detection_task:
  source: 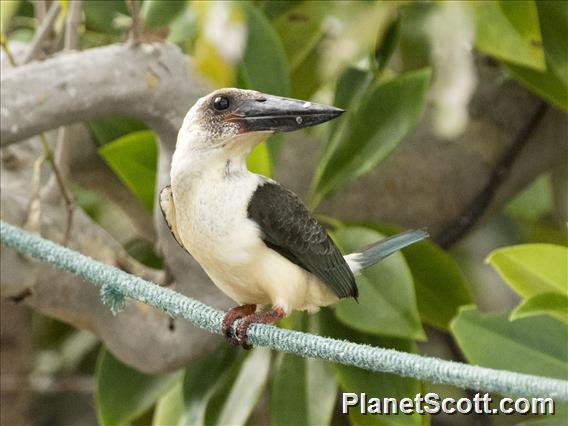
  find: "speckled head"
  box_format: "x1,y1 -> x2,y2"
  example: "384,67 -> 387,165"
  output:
179,88 -> 344,151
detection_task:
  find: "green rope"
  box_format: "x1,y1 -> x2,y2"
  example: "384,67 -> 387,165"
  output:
1,220 -> 567,401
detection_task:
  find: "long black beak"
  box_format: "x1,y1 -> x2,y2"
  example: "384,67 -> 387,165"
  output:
227,94 -> 344,133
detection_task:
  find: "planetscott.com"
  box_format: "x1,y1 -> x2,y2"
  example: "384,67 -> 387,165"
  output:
342,392 -> 555,416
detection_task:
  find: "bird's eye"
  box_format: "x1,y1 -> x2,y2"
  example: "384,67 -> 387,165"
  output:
213,96 -> 230,111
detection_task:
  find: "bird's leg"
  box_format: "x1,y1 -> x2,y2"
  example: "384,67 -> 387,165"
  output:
221,304 -> 257,340
235,306 -> 286,349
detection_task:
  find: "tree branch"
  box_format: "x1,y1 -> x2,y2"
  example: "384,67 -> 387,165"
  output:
3,38 -> 75,244
33,0 -> 47,24
64,0 -> 82,51
306,60 -> 567,242
21,1 -> 60,64
1,42 -> 230,372
126,0 -> 141,46
1,139 -> 223,373
0,40 -> 216,293
435,102 -> 548,248
1,43 -> 209,148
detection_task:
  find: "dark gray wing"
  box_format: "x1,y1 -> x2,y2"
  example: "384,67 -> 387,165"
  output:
247,181 -> 357,299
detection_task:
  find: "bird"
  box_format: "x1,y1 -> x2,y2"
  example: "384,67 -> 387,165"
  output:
160,88 -> 428,348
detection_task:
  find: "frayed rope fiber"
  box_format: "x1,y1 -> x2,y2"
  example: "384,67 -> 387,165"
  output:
1,220 -> 567,401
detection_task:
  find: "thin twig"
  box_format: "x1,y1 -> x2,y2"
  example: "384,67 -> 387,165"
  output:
23,155 -> 46,233
39,134 -> 75,244
56,0 -> 83,241
44,1 -> 83,240
64,0 -> 82,50
125,0 -> 141,46
3,28 -> 76,244
0,34 -> 17,66
22,1 -> 61,64
435,102 -> 548,249
33,0 -> 47,24
46,0 -> 81,186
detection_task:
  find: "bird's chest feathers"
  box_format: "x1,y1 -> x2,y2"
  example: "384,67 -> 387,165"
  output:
172,164 -> 261,265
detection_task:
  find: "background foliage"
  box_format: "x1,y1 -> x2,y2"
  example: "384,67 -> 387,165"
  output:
1,1 -> 566,425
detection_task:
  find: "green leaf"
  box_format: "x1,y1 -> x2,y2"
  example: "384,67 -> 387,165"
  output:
152,380 -> 184,426
141,0 -> 186,29
83,0 -> 128,35
318,309 -> 424,425
504,1 -> 568,111
374,15 -> 401,72
506,60 -> 568,112
213,347 -> 271,425
326,67 -> 373,142
96,349 -> 181,426
88,116 -> 147,146
511,292 -> 568,324
272,1 -> 327,71
181,345 -> 271,426
6,28 -> 33,43
450,306 -> 568,380
167,7 -> 198,46
536,1 -> 568,83
312,68 -> 430,203
238,3 -> 289,167
356,222 -> 472,330
398,2 -> 433,72
512,217 -> 568,247
333,226 -> 425,340
73,186 -> 103,221
238,4 -> 289,97
124,238 -> 162,269
270,315 -> 337,426
290,42 -> 322,100
333,68 -> 374,111
181,345 -> 241,425
486,244 -> 568,298
518,403 -> 568,425
259,0 -> 298,20
0,0 -> 20,34
506,173 -> 552,221
98,130 -> 158,211
246,137 -> 273,178
475,1 -> 545,70
271,354 -> 337,426
402,240 -> 472,330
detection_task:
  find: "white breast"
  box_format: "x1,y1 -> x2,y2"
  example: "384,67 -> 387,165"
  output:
171,155 -> 271,298
170,147 -> 338,312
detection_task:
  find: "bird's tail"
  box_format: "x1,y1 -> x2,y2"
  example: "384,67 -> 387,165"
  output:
345,229 -> 429,274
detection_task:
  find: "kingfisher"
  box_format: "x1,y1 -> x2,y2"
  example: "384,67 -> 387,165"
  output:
160,88 -> 427,348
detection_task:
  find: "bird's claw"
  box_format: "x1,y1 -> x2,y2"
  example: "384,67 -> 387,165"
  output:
221,304 -> 256,349
235,321 -> 253,349
225,324 -> 252,350
229,335 -> 253,350
222,305 -> 286,350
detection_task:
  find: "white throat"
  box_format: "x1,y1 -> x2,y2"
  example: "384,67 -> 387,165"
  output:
171,129 -> 271,183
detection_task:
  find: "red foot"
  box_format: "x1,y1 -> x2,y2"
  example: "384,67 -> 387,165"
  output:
221,304 -> 256,339
235,306 -> 286,349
